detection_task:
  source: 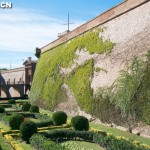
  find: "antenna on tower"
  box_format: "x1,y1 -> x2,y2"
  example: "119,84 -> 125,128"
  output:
58,12 -> 74,38
63,12 -> 74,32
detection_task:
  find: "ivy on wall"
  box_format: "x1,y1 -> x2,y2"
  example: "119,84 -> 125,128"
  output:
29,24 -> 150,125
29,28 -> 114,111
66,59 -> 94,113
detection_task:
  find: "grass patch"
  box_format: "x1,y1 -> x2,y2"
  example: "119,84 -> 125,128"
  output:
0,134 -> 13,150
17,140 -> 35,150
90,123 -> 150,145
0,122 -> 10,131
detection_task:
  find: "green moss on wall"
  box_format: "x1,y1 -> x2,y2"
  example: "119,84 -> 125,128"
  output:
66,59 -> 94,112
29,28 -> 114,111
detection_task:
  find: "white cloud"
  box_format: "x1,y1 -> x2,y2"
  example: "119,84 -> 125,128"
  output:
0,8 -> 85,52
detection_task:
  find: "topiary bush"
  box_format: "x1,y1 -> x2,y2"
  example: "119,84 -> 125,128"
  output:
52,111 -> 67,126
20,121 -> 37,142
30,105 -> 39,113
9,114 -> 24,130
22,102 -> 31,111
71,116 -> 89,131
9,99 -> 16,104
0,106 -> 5,113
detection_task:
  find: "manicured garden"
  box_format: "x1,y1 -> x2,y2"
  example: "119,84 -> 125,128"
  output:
0,99 -> 150,150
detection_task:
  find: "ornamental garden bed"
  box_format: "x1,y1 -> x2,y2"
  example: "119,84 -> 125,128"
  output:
0,99 -> 149,150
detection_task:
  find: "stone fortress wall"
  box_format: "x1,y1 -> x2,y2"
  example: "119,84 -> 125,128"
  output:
40,0 -> 150,93
32,0 -> 150,136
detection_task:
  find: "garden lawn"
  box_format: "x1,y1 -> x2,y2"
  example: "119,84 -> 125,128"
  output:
63,140 -> 104,150
90,123 -> 150,145
17,140 -> 35,150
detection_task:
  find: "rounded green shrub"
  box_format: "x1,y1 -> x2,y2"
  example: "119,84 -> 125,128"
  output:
0,106 -> 5,113
20,121 -> 37,142
30,105 -> 39,113
71,116 -> 89,131
22,102 -> 31,111
52,111 -> 67,126
9,114 -> 24,130
9,99 -> 16,104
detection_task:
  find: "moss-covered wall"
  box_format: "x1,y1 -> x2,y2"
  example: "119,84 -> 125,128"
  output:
30,1 -> 150,128
29,28 -> 114,112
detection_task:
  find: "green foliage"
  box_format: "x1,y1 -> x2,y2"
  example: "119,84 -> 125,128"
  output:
67,59 -> 94,112
30,105 -> 39,113
30,134 -> 62,150
71,116 -> 89,131
92,87 -> 127,126
0,104 -> 11,108
29,28 -> 114,112
8,99 -> 16,104
112,52 -> 150,124
33,113 -> 54,127
34,113 -> 51,120
42,130 -> 94,142
20,121 -> 37,142
93,134 -> 150,150
95,67 -> 101,72
9,114 -> 24,130
0,106 -> 5,113
62,142 -> 94,150
0,114 -> 9,125
52,111 -> 67,126
22,102 -> 31,111
35,120 -> 53,127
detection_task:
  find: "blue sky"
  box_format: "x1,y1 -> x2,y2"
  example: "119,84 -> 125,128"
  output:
0,0 -> 123,69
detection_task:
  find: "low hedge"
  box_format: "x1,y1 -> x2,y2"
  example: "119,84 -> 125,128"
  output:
42,130 -> 94,142
0,104 -> 11,108
34,113 -> 52,120
93,134 -> 150,150
6,112 -> 35,118
0,130 -> 19,136
35,120 -> 53,128
37,124 -> 71,131
8,99 -> 16,104
41,129 -> 150,150
0,106 -> 5,113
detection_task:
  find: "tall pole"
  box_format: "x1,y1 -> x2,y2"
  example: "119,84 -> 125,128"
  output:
68,12 -> 69,31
